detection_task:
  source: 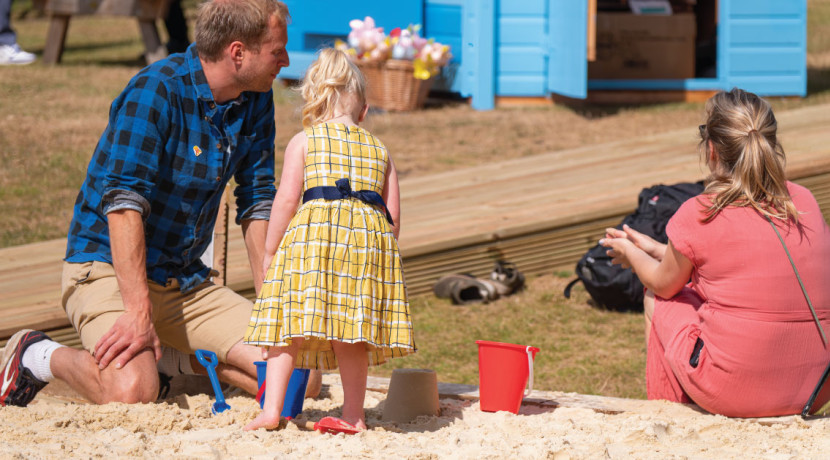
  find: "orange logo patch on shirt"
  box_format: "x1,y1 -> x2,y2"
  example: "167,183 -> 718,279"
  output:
193,145 -> 202,156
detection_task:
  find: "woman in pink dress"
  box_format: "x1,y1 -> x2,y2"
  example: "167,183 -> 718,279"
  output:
601,88 -> 830,417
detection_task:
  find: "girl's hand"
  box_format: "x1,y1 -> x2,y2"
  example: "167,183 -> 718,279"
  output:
262,260 -> 270,282
261,253 -> 275,282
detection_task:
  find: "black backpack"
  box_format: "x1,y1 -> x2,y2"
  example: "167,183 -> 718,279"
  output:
564,181 -> 704,312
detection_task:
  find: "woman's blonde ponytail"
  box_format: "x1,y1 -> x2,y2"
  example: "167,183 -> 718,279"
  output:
699,88 -> 798,222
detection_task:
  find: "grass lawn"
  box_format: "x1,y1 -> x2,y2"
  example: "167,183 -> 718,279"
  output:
2,0 -> 829,400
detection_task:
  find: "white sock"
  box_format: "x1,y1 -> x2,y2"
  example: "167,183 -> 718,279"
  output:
156,346 -> 195,376
21,340 -> 64,383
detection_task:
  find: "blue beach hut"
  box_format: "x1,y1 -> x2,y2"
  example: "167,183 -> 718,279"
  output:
279,0 -> 807,110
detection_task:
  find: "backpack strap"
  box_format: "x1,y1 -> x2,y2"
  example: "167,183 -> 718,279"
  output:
563,278 -> 581,299
766,216 -> 827,346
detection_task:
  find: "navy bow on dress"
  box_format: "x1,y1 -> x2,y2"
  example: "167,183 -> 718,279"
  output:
302,178 -> 394,225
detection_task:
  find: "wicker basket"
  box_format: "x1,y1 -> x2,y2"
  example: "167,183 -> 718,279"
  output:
356,61 -> 384,109
379,59 -> 433,111
358,59 -> 433,112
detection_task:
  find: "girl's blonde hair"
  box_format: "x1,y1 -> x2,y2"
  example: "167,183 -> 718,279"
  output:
299,48 -> 366,128
698,88 -> 797,222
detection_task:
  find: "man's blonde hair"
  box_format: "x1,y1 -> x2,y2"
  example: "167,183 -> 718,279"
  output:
698,88 -> 797,222
299,48 -> 367,128
195,0 -> 289,62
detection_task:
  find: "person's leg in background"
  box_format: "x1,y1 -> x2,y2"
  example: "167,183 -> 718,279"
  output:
163,0 -> 190,54
0,0 -> 36,65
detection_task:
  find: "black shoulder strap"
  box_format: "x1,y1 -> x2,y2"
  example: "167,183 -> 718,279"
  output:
563,278 -> 581,299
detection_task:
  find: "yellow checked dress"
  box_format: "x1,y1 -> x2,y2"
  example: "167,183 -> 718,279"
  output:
244,122 -> 415,369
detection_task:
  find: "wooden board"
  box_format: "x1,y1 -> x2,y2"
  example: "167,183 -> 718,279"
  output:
43,0 -> 169,65
2,104 -> 830,347
367,375 -> 670,415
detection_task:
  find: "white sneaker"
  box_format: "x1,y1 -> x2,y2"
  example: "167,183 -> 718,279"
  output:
0,44 -> 36,65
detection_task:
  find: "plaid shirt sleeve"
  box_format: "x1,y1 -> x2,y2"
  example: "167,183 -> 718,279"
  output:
233,91 -> 276,224
99,74 -> 170,217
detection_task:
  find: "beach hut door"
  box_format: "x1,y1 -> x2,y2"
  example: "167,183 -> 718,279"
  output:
547,0 -> 588,99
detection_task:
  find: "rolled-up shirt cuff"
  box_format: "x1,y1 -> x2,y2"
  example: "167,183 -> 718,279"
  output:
237,200 -> 272,223
102,189 -> 151,218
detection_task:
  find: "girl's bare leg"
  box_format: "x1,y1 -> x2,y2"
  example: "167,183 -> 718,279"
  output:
243,338 -> 303,431
331,341 -> 368,429
305,368 -> 323,398
643,290 -> 655,348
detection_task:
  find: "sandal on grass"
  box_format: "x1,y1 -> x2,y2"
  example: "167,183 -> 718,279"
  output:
450,277 -> 499,305
490,261 -> 525,295
433,273 -> 477,298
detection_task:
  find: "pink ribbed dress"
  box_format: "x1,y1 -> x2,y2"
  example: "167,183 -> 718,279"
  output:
648,182 -> 830,417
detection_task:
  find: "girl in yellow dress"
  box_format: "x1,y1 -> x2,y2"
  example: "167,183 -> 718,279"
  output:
243,48 -> 415,431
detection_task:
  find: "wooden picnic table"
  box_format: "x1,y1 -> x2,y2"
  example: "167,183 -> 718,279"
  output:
2,103 -> 830,349
42,0 -> 170,65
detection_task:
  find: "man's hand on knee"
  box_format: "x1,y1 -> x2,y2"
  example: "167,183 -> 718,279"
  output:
93,310 -> 162,370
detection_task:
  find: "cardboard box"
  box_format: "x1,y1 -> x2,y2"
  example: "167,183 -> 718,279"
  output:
588,13 -> 696,80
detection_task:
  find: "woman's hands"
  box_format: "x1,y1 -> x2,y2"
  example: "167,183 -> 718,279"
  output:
600,224 -> 692,299
600,230 -> 638,270
602,224 -> 667,265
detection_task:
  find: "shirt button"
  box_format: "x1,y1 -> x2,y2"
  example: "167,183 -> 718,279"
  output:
216,176 -> 221,181
203,116 -> 209,121
215,143 -> 222,149
209,102 -> 215,109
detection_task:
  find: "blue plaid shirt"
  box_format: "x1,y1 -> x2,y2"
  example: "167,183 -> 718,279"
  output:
65,45 -> 276,292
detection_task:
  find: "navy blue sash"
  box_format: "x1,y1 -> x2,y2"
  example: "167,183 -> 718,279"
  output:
302,178 -> 394,225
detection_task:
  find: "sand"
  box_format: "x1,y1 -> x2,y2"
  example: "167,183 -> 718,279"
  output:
2,374 -> 828,459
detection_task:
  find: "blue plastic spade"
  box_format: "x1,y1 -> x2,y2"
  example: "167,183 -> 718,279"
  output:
195,349 -> 231,414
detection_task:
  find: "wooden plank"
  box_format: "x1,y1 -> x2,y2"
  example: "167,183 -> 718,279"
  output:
212,186 -> 230,286
46,0 -> 168,18
582,90 -> 720,105
495,96 -> 554,107
366,375 -> 654,415
0,238 -> 65,266
587,0 -> 597,62
2,104 -> 830,344
43,0 -> 169,65
225,103 -> 830,295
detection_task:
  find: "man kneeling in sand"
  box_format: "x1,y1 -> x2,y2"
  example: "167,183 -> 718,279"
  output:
1,0 -> 319,407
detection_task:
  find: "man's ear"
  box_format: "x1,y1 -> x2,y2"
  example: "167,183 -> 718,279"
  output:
228,41 -> 245,64
358,103 -> 369,123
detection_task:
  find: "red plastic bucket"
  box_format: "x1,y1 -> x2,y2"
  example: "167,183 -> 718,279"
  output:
476,340 -> 540,414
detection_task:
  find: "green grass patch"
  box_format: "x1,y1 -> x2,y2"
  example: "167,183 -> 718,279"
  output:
373,276 -> 647,399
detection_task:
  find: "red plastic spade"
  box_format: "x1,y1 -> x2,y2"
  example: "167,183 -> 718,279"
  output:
292,416 -> 362,435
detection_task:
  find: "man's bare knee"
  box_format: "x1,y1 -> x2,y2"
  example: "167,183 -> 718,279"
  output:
96,353 -> 159,404
106,373 -> 158,404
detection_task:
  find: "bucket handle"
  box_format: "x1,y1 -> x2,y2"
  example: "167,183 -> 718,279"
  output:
525,346 -> 534,397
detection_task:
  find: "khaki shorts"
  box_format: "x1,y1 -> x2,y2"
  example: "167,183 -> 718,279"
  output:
61,261 -> 252,362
